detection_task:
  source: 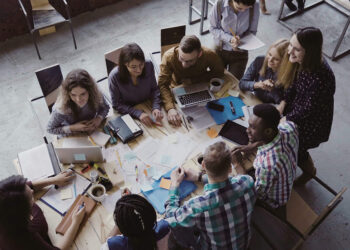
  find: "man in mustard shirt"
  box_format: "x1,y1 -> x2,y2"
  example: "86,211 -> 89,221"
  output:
158,35 -> 224,126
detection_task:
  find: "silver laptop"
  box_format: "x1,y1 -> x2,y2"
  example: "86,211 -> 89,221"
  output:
173,83 -> 215,109
55,146 -> 104,164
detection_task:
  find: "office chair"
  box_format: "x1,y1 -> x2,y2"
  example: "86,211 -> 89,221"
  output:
17,0 -> 77,60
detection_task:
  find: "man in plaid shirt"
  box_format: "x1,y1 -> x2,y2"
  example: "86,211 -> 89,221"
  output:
233,104 -> 299,217
165,141 -> 256,250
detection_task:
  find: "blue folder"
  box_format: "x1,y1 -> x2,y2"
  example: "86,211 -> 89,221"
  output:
206,96 -> 245,125
141,167 -> 197,214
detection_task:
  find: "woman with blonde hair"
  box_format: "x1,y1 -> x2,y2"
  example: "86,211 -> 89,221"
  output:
278,27 -> 335,185
239,38 -> 289,104
47,69 -> 110,135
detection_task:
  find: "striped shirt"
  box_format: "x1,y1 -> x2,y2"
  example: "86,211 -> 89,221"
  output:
254,121 -> 299,208
165,175 -> 256,250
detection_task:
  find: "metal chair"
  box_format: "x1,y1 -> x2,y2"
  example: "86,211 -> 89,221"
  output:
17,0 -> 77,60
278,0 -> 350,60
189,0 -> 215,35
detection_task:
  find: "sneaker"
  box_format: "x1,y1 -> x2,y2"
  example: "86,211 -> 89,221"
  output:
285,0 -> 297,11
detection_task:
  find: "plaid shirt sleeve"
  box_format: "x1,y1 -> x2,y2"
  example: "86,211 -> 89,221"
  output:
164,187 -> 197,228
255,163 -> 276,201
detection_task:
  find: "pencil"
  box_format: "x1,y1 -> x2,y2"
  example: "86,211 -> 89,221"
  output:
88,136 -> 97,146
115,150 -> 122,168
229,28 -> 237,38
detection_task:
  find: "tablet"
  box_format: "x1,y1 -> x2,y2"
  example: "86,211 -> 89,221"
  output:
219,120 -> 249,145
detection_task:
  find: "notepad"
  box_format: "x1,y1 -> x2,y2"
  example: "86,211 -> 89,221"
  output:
90,131 -> 110,147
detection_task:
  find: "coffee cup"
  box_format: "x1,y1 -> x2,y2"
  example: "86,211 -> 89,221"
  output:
210,78 -> 224,93
88,184 -> 106,202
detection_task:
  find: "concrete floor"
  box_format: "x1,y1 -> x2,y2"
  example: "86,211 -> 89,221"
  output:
0,0 -> 349,248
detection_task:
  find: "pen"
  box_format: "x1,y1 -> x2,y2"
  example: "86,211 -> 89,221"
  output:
230,101 -> 236,114
181,114 -> 189,132
78,202 -> 85,211
135,165 -> 139,182
73,179 -> 77,198
229,28 -> 238,39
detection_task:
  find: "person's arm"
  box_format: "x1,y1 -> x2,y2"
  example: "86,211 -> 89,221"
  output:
55,206 -> 86,250
248,2 -> 260,35
31,171 -> 75,191
164,168 -> 197,228
47,109 -> 72,135
148,62 -> 162,111
209,1 -> 233,45
96,96 -> 110,119
239,57 -> 262,91
254,164 -> 275,201
108,71 -> 143,119
158,51 -> 176,112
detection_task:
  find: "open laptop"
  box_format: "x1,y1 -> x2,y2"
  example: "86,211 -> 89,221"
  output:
173,83 -> 215,109
55,146 -> 104,164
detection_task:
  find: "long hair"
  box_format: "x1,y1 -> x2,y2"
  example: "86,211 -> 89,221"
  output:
55,69 -> 102,117
277,27 -> 323,89
118,43 -> 146,84
259,39 -> 289,84
113,194 -> 157,250
0,175 -> 31,237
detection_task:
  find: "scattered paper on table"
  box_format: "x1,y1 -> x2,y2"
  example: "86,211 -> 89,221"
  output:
60,187 -> 72,200
167,134 -> 178,144
207,127 -> 218,138
101,190 -> 122,214
238,33 -> 265,51
159,178 -> 171,190
90,131 -> 110,147
124,152 -> 137,161
140,183 -> 154,192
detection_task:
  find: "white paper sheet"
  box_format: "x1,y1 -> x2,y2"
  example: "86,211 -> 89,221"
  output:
40,173 -> 91,215
238,33 -> 265,51
101,190 -> 122,214
90,131 -> 110,147
181,105 -> 216,131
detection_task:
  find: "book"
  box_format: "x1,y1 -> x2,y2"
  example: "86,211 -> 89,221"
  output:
108,114 -> 143,143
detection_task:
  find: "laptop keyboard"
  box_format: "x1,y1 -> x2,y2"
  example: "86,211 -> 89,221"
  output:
178,90 -> 212,106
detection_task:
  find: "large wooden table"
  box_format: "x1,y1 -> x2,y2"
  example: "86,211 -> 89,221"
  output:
20,71 -> 261,249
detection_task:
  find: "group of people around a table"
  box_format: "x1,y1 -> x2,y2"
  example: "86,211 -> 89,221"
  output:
0,0 -> 335,249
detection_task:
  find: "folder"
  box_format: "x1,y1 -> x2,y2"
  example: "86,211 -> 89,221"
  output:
108,114 -> 143,143
56,194 -> 96,235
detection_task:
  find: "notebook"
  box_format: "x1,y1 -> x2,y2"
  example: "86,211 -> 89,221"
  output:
108,114 -> 143,143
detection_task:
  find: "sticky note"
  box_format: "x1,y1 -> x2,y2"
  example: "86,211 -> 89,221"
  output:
74,153 -> 86,161
60,187 -> 73,200
207,127 -> 218,138
145,166 -> 155,177
140,183 -> 154,192
159,178 -> 171,190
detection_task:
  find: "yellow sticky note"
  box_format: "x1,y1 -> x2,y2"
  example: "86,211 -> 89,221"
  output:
159,178 -> 171,190
60,187 -> 73,200
207,127 -> 218,138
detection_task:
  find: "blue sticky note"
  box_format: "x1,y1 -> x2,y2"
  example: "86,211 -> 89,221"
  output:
74,153 -> 86,161
207,96 -> 245,125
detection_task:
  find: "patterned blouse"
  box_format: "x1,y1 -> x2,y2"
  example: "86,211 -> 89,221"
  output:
284,60 -> 335,152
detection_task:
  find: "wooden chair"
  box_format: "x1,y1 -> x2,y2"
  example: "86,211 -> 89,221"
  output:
17,0 -> 77,60
150,25 -> 186,75
188,0 -> 215,35
251,175 -> 347,249
278,0 -> 350,60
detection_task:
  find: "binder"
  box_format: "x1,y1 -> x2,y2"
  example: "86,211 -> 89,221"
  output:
56,194 -> 96,235
18,142 -> 61,181
108,114 -> 143,143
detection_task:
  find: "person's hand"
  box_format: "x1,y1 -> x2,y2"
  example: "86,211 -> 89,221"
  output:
139,113 -> 153,127
52,171 -> 75,187
231,149 -> 244,166
72,205 -> 85,225
184,168 -> 200,182
253,81 -> 265,90
122,188 -> 131,197
152,109 -> 163,126
167,109 -> 182,127
276,100 -> 286,115
232,142 -> 262,156
280,116 -> 287,123
230,36 -> 240,50
261,79 -> 274,91
170,167 -> 185,188
69,120 -> 91,132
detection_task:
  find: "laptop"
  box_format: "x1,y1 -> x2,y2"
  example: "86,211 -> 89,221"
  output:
173,83 -> 215,109
55,146 -> 104,164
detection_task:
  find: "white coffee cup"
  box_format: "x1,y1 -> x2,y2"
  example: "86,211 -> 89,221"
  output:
210,78 -> 224,93
88,184 -> 106,202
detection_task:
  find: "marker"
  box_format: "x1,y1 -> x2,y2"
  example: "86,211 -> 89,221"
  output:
230,101 -> 236,115
135,165 -> 139,182
93,163 -> 106,175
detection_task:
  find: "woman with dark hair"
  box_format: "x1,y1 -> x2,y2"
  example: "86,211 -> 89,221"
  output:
102,193 -> 169,250
277,27 -> 335,185
239,38 -> 289,104
109,43 -> 163,127
0,173 -> 85,250
47,69 -> 110,135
